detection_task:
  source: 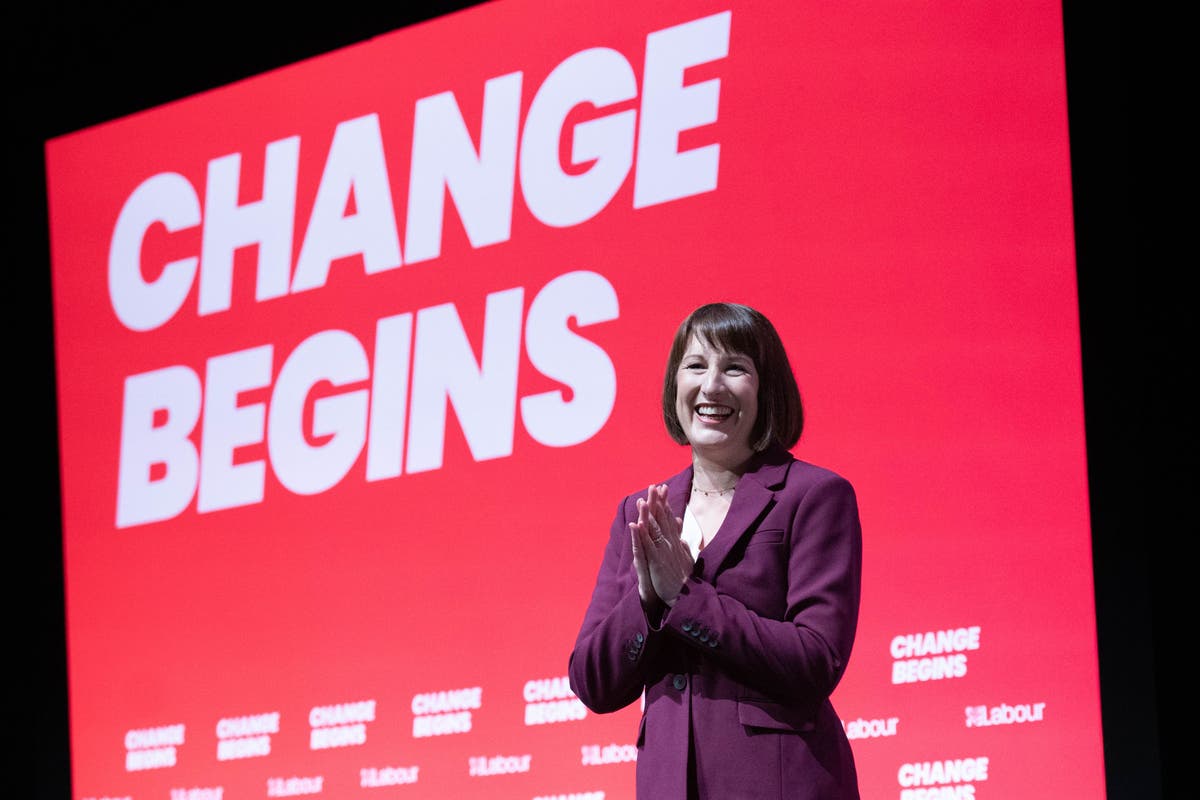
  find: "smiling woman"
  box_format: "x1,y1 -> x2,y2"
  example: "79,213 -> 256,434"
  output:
568,302 -> 864,800
673,337 -> 760,469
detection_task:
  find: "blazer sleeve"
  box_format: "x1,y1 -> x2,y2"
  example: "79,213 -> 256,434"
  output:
568,495 -> 658,714
663,470 -> 862,708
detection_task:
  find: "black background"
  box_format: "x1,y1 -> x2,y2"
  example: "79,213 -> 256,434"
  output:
11,2 -> 1167,798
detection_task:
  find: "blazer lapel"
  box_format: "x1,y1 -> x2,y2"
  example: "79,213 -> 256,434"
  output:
665,465 -> 693,522
693,447 -> 792,580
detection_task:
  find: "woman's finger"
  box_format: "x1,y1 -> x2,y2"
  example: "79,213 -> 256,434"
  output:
647,513 -> 662,540
630,523 -> 659,607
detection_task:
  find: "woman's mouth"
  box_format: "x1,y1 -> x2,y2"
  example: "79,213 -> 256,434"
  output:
696,404 -> 733,421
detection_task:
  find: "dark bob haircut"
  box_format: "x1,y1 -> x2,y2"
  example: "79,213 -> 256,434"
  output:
662,303 -> 804,451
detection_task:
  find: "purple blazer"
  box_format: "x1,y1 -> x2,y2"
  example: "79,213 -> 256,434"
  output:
569,446 -> 862,799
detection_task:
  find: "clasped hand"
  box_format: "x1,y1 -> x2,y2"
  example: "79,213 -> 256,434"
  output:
630,484 -> 694,609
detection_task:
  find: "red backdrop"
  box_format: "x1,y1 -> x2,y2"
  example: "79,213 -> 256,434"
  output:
46,2 -> 1103,798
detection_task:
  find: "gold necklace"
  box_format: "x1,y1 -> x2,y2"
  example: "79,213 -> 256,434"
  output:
692,483 -> 736,497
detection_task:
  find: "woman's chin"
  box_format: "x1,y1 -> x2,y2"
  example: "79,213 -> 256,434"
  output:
688,429 -> 748,453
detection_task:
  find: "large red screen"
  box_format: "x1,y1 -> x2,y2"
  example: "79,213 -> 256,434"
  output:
46,2 -> 1104,798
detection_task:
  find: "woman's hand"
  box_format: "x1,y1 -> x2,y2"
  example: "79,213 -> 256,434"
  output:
630,484 -> 694,609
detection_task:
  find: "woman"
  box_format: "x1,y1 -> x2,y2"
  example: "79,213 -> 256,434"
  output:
569,302 -> 862,799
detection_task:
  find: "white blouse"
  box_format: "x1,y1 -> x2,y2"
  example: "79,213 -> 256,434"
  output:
681,504 -> 710,559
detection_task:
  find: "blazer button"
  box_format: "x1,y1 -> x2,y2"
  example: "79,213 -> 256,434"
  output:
672,674 -> 687,690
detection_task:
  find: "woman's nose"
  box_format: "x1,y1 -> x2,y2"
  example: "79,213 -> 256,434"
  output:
701,367 -> 725,395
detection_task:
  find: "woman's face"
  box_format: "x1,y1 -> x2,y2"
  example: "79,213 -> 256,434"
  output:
674,333 -> 759,458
